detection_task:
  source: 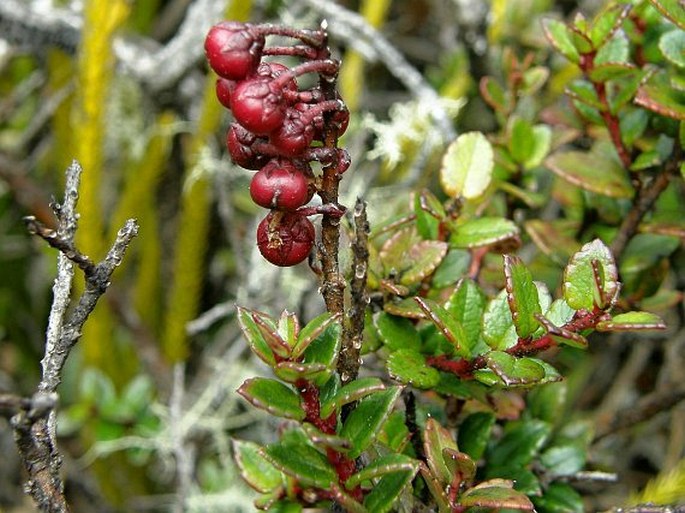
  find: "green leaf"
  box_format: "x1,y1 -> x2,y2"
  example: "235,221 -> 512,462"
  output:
482,289 -> 517,350
384,297 -> 426,319
542,18 -> 580,63
320,377 -> 386,418
363,470 -> 416,513
532,482 -> 584,513
440,132 -> 494,199
262,441 -> 336,489
635,71 -> 685,120
345,454 -> 418,490
301,423 -> 353,453
526,125 -> 553,169
423,418 -> 458,484
480,76 -> 511,113
488,419 -> 552,468
415,297 -> 470,358
521,66 -> 550,96
525,220 -> 581,264
450,217 -> 520,249
596,311 -> 666,331
446,279 -> 486,352
277,310 -> 299,346
374,312 -> 420,352
380,228 -> 421,274
293,312 -> 340,359
340,387 -> 402,458
565,80 -> 604,110
620,108 -> 650,148
433,249 -> 471,288
595,32 -> 630,64
486,352 -> 546,387
508,117 -> 536,166
387,349 -> 441,389
458,411 -> 496,461
545,150 -> 634,199
460,480 -> 535,510
443,448 -> 476,482
649,0 -> 685,30
660,30 -> 685,67
400,240 -> 449,286
415,189 -> 445,240
588,62 -> 637,82
379,411 -> 411,452
420,464 -> 452,512
562,239 -> 619,310
528,382 -> 568,423
232,439 -> 283,493
273,361 -> 329,384
589,3 -> 631,48
540,444 -> 587,477
237,378 -> 305,421
536,312 -> 588,349
301,321 -> 341,386
237,306 -> 276,366
252,310 -> 291,358
503,255 -> 542,339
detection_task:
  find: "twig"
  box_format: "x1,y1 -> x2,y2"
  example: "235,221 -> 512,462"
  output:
338,199 -> 369,385
605,505 -> 685,513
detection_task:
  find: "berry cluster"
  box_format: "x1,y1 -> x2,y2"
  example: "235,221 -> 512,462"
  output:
204,21 -> 350,266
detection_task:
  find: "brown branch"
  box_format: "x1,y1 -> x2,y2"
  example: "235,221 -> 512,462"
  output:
338,199 -> 369,385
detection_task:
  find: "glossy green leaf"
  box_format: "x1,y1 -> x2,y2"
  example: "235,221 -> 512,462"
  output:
504,255 -> 542,339
320,377 -> 386,418
387,349 -> 441,389
273,361 -> 329,384
363,470 -> 416,513
420,463 -> 452,512
509,117 -> 536,166
446,279 -> 486,352
540,444 -> 586,477
589,4 -> 631,47
424,417 -> 458,484
660,29 -> 685,67
252,310 -> 291,358
450,217 -> 520,249
482,289 -> 518,350
345,453 -> 419,490
237,378 -> 305,421
565,80 -> 604,110
562,239 -> 619,310
277,310 -> 299,346
595,32 -> 630,64
620,109 -> 650,148
384,297 -> 426,319
542,18 -> 580,63
374,312 -> 420,352
237,306 -> 276,366
649,0 -> 685,30
400,240 -> 449,286
532,482 -> 584,513
262,441 -> 336,489
232,439 -> 283,493
588,62 -> 636,82
301,423 -> 352,453
488,419 -> 551,468
340,387 -> 402,458
440,131 -> 494,199
293,312 -> 340,359
635,71 -> 685,120
415,189 -> 445,240
545,150 -> 634,199
486,352 -> 546,386
433,249 -> 471,288
460,480 -> 534,510
301,321 -> 341,385
526,125 -> 553,169
596,311 -> 666,331
458,411 -> 496,460
415,297 -> 470,358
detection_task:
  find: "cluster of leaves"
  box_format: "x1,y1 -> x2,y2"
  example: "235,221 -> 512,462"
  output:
231,1 -> 684,511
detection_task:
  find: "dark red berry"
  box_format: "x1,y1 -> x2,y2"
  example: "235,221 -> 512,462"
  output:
257,211 -> 315,266
226,123 -> 270,170
231,77 -> 288,135
204,22 -> 265,80
250,159 -> 313,210
269,107 -> 315,157
215,78 -> 236,109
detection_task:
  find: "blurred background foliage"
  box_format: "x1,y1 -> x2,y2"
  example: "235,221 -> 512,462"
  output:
0,0 -> 683,511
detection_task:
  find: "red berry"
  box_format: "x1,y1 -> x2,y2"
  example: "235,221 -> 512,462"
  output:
257,211 -> 315,266
226,123 -> 270,170
215,78 -> 236,109
204,22 -> 264,80
231,77 -> 288,135
269,107 -> 315,157
250,159 -> 313,210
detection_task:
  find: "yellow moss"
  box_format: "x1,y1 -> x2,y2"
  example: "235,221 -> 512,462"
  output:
487,0 -> 507,44
339,0 -> 392,112
629,458 -> 685,506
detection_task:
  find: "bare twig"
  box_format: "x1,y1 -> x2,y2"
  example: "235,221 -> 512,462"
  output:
605,505 -> 685,513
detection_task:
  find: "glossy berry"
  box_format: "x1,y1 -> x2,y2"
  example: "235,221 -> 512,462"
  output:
257,211 -> 315,266
250,159 -> 313,210
269,106 -> 315,157
231,77 -> 287,135
226,123 -> 270,170
204,22 -> 265,80
215,78 -> 236,109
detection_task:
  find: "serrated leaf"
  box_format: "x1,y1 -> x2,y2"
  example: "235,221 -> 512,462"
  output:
458,411 -> 496,460
635,71 -> 685,120
450,217 -> 520,249
486,352 -> 546,386
237,378 -> 305,420
262,441 -> 336,488
320,377 -> 386,418
545,150 -> 634,199
415,297 -> 471,358
293,312 -> 340,359
649,0 -> 685,30
542,18 -> 580,63
345,454 -> 419,490
596,311 -> 666,331
446,279 -> 486,352
400,240 -> 449,286
562,239 -> 619,310
424,418 -> 458,484
488,419 -> 552,468
460,481 -> 534,510
237,306 -> 276,366
232,439 -> 283,493
482,289 -> 517,350
532,482 -> 584,513
504,255 -> 542,339
440,132 -> 494,199
589,4 -> 631,48
340,387 -> 402,458
363,470 -> 416,513
374,312 -> 420,351
387,349 -> 441,389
